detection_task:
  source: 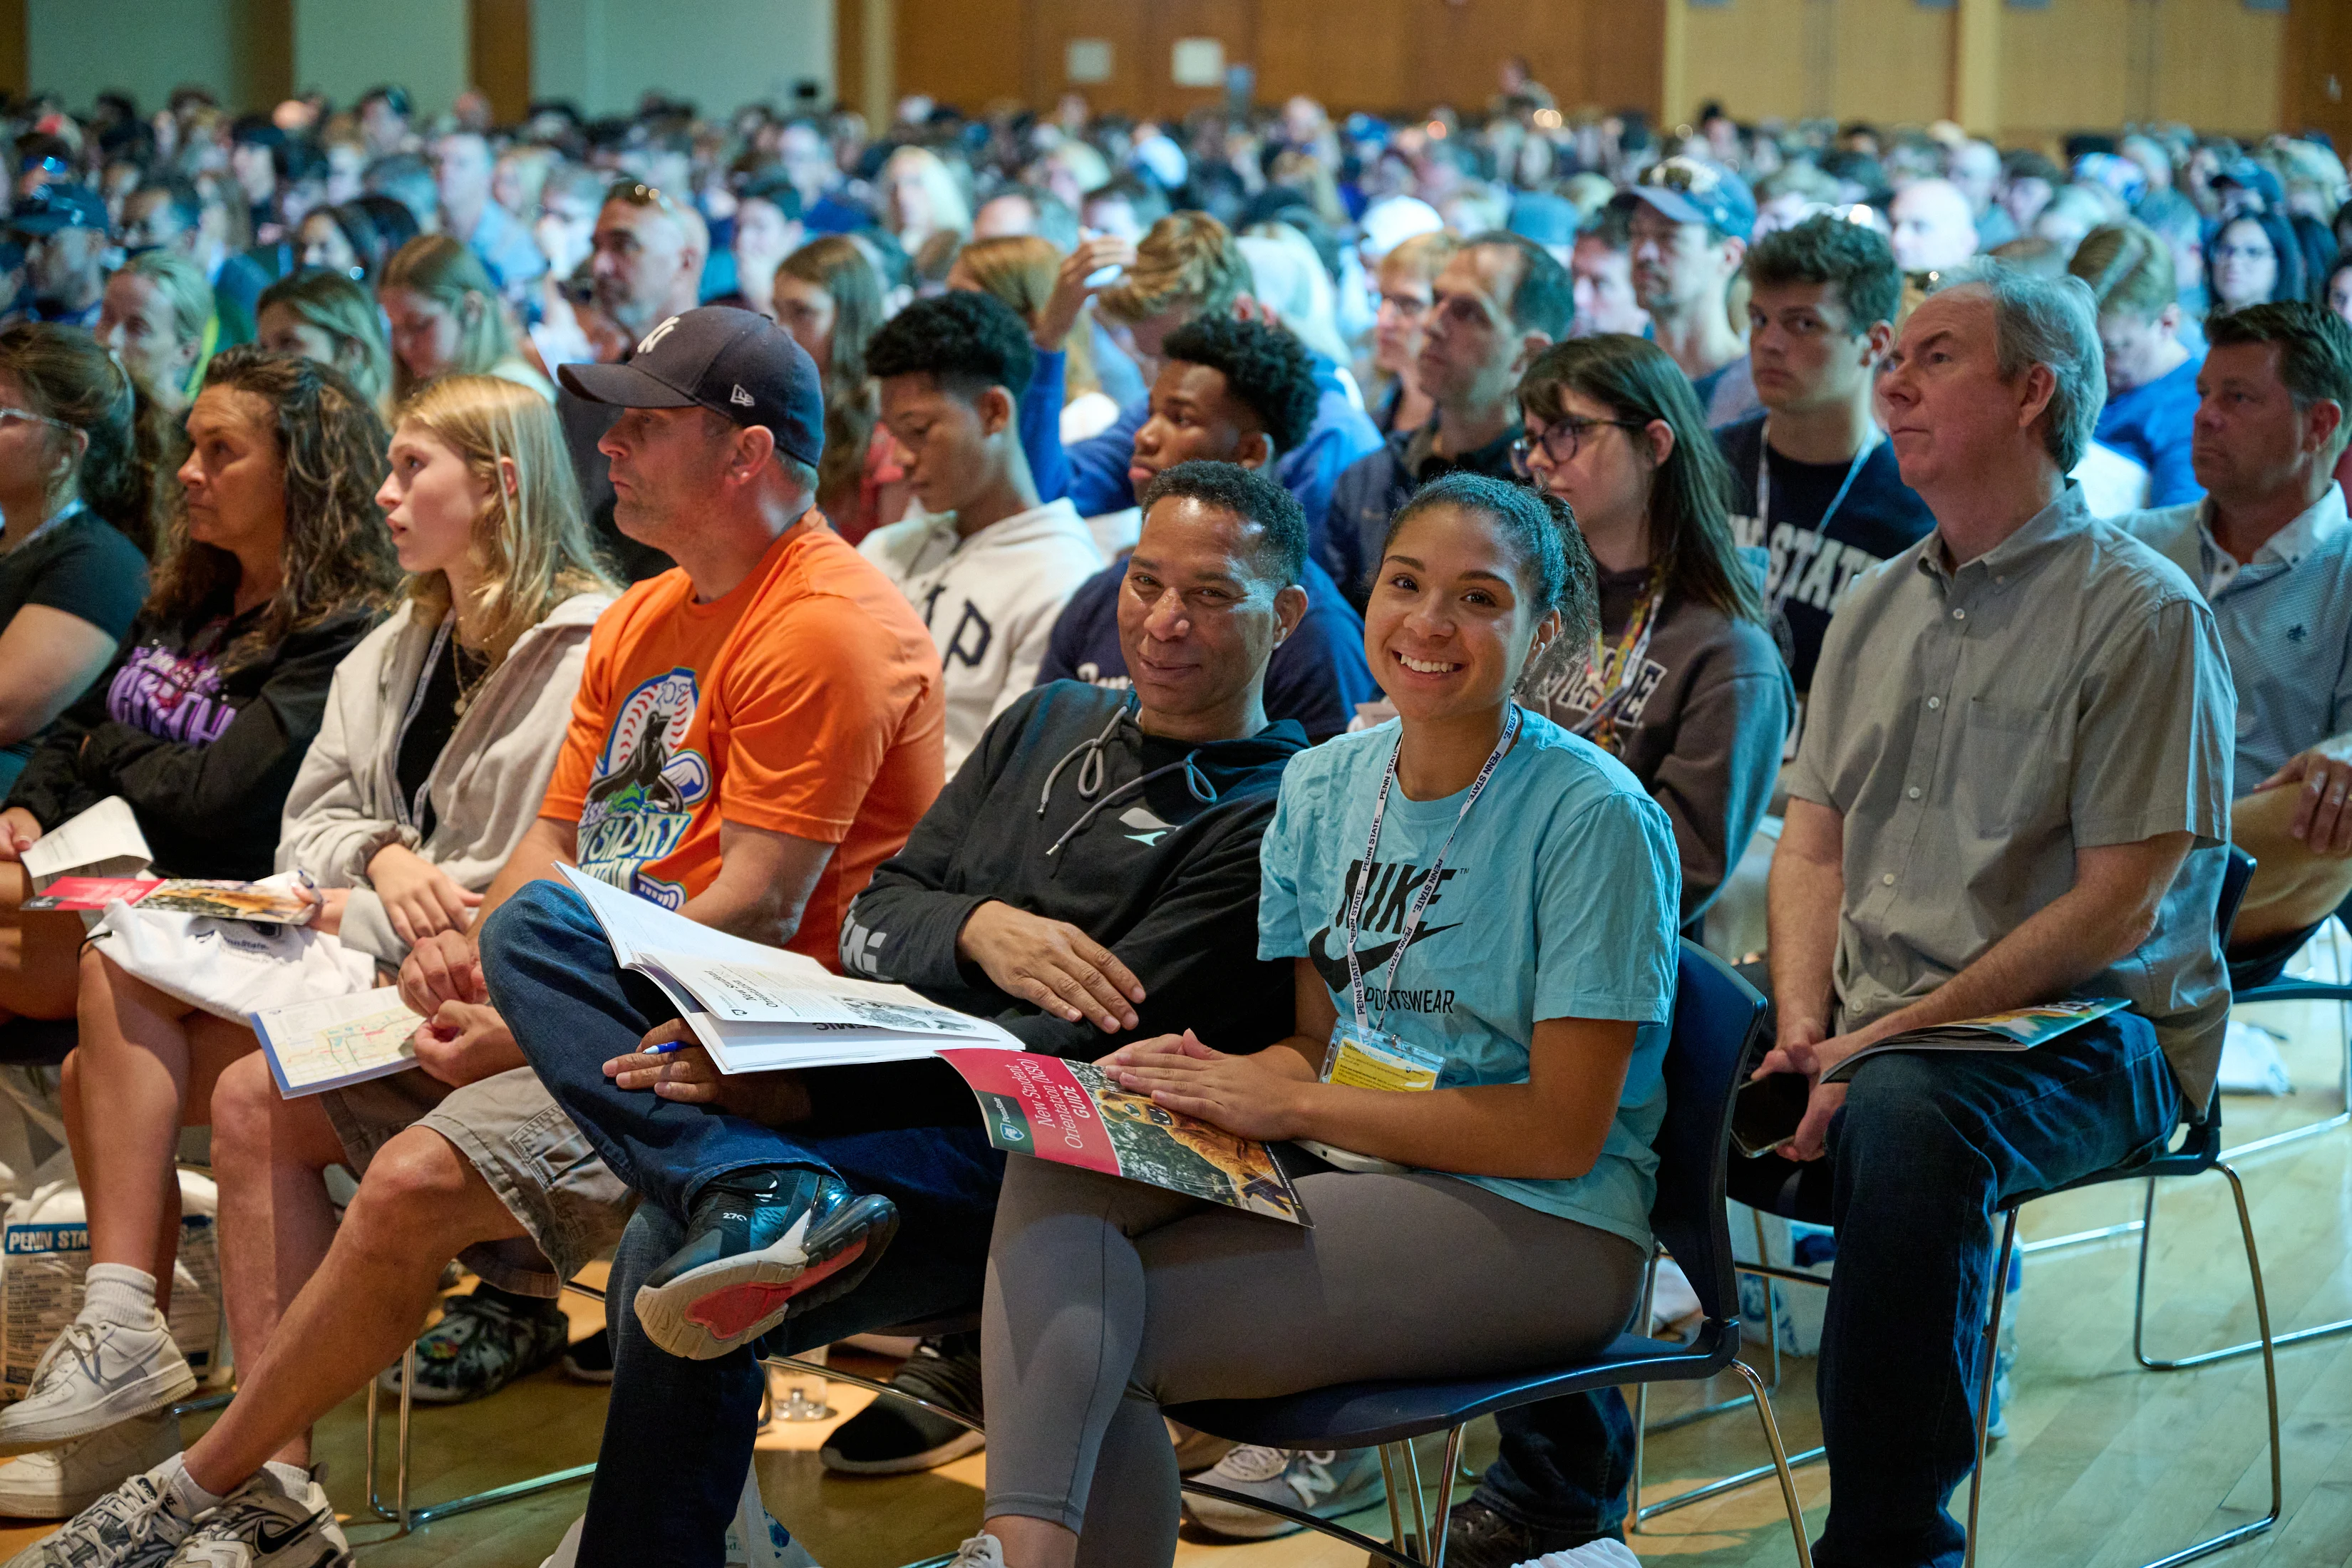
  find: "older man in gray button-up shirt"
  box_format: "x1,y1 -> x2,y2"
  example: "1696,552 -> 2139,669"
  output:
1751,263 -> 2234,1567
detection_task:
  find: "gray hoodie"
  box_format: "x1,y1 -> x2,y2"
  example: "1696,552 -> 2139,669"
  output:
277,592 -> 613,966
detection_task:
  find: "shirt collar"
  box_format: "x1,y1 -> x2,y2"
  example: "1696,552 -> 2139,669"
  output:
1916,484 -> 2091,585
2196,482 -> 2349,573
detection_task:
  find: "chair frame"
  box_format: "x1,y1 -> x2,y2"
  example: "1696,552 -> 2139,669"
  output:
361,1279 -> 606,1530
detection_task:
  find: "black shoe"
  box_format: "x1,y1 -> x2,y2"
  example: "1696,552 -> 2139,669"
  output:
1369,1497 -> 1611,1568
376,1283 -> 569,1405
820,1334 -> 986,1475
633,1165 -> 898,1361
561,1327 -> 614,1383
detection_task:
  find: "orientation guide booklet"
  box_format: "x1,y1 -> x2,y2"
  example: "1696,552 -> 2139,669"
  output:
555,864 -> 1023,1071
250,987 -> 423,1097
938,1049 -> 1309,1225
1817,998 -> 2129,1083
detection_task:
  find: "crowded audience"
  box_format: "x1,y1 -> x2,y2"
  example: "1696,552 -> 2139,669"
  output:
0,63 -> 2343,1568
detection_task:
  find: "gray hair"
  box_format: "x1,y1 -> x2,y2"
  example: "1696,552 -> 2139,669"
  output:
1930,259 -> 2107,474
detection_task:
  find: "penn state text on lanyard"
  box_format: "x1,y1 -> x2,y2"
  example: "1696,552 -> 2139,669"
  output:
1759,422 -> 1876,620
1343,703 -> 1522,1036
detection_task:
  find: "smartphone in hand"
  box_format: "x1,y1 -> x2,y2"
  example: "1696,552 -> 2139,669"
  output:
1731,1071 -> 1812,1159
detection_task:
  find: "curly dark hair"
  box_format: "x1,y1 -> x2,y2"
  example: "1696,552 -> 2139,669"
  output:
1745,212 -> 1903,331
145,346 -> 402,670
1138,459 -> 1308,587
865,289 -> 1038,403
1159,315 -> 1321,456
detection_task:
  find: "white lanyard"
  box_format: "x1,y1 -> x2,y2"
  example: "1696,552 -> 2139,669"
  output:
1759,425 -> 1875,619
1,497 -> 86,554
1343,705 -> 1520,1033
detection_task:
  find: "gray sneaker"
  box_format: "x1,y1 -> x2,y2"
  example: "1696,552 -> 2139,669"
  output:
1,1459 -> 201,1568
0,1411 -> 180,1518
164,1463 -> 350,1568
1182,1445 -> 1386,1540
0,1317 -> 196,1455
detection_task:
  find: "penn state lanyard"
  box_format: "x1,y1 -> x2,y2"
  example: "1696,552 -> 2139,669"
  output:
1,497 -> 86,553
1343,703 -> 1521,1033
1572,578 -> 1665,753
1759,423 -> 1876,619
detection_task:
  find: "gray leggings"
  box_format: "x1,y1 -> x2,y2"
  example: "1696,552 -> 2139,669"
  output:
979,1155 -> 1648,1563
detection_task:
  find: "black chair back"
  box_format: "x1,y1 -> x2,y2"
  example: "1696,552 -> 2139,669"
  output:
1651,939 -> 1772,1328
2219,846 -> 2255,951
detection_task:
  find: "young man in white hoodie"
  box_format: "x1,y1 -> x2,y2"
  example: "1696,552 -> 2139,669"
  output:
860,290 -> 1105,775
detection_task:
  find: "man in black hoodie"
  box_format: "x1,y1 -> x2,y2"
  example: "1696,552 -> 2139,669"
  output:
492,460 -> 1310,1564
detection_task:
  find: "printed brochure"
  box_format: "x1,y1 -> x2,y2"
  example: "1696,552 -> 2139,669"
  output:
22,877 -> 318,925
938,1048 -> 1309,1225
1818,999 -> 2129,1083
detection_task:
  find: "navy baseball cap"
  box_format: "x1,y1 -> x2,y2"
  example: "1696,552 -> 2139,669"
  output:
1628,158 -> 1757,241
561,306 -> 825,469
9,183 -> 106,235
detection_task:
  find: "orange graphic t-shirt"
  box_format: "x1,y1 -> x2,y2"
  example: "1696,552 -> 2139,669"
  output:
540,516 -> 947,969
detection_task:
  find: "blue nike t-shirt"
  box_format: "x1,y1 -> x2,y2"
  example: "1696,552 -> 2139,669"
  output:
1256,710 -> 1682,1249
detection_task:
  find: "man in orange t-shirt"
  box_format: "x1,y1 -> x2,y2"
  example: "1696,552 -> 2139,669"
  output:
108,311 -> 948,1541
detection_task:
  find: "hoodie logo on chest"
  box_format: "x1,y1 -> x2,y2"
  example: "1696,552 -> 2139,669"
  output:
1120,805 -> 1172,846
919,588 -> 995,669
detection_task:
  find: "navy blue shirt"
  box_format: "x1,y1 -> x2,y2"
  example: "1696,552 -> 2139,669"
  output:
2097,352 -> 2204,510
1037,555 -> 1379,743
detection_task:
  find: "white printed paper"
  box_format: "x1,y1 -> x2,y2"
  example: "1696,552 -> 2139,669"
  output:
20,797 -> 152,891
250,986 -> 423,1096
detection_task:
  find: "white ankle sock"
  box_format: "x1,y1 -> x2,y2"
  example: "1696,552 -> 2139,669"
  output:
81,1264 -> 158,1329
261,1460 -> 311,1494
162,1454 -> 224,1516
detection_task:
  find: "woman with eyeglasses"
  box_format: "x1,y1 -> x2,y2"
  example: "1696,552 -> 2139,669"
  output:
0,325 -> 164,800
1512,333 -> 1792,927
0,346 -> 399,1024
292,201 -> 393,284
379,235 -> 555,404
1368,230 -> 1460,435
2207,211 -> 2311,313
255,269 -> 396,419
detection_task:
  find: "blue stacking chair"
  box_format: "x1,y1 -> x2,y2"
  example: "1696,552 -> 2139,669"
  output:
1159,940 -> 1813,1567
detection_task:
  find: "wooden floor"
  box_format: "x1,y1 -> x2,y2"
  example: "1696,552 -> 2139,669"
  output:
1,991 -> 2349,1567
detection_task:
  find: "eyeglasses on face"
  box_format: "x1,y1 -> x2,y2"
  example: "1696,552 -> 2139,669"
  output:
1510,414 -> 1646,474
0,404 -> 72,433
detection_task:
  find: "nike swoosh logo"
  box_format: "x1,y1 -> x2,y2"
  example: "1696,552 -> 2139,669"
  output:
1126,831 -> 1169,847
1306,922 -> 1465,989
250,1509 -> 326,1554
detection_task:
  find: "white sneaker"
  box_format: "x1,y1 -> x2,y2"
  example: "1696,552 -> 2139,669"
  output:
1180,1445 -> 1385,1539
0,1316 -> 196,1455
538,1507 -> 824,1568
0,1458 -> 202,1568
0,1412 -> 178,1518
944,1535 -> 1005,1568
165,1463 -> 350,1568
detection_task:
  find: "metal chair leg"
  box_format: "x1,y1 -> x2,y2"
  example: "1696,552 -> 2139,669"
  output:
1730,1358 -> 1815,1568
1376,1443 -> 1419,1562
1428,1425 -> 1466,1568
1962,1210 -> 2019,1568
2132,1157 -> 2352,1369
366,1328 -> 597,1529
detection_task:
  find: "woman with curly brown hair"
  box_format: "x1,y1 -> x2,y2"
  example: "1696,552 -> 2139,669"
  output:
0,346 -> 400,1023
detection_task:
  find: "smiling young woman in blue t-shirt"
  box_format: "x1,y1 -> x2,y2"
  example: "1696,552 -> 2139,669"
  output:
954,472 -> 1684,1568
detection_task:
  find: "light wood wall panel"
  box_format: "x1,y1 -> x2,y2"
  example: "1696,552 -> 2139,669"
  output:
894,0 -> 1024,110
2150,0 -> 2279,138
468,0 -> 531,123
1828,0 -> 1954,130
1997,0 -> 2132,150
2281,0 -> 2351,151
1681,0 -> 1815,123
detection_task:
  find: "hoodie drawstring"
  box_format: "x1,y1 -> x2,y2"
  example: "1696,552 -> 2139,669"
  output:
1035,696 -> 1222,862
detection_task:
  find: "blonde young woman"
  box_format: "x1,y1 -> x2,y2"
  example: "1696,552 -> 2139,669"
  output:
947,234 -> 1119,441
254,268 -> 396,419
94,250 -> 214,415
379,234 -> 556,404
880,145 -> 971,261
0,376 -> 612,1524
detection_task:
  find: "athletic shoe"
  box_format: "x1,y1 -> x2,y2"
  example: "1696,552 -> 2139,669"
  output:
633,1167 -> 897,1361
374,1286 -> 569,1405
1389,1497 -> 1611,1568
943,1536 -> 1004,1568
0,1458 -> 201,1568
818,1337 -> 984,1475
559,1329 -> 613,1385
0,1412 -> 179,1519
0,1316 -> 197,1455
166,1462 -> 350,1567
1167,1420 -> 1235,1475
1182,1445 -> 1384,1541
542,1501 -> 824,1567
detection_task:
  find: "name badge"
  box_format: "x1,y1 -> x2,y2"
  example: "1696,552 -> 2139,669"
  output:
1321,1021 -> 1444,1093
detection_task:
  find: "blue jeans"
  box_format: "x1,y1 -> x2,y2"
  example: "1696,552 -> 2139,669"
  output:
481,882 -> 1008,1568
1476,1012 -> 2182,1568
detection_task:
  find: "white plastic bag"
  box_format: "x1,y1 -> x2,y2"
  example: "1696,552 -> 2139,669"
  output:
1,1170 -> 232,1400
87,877 -> 374,1025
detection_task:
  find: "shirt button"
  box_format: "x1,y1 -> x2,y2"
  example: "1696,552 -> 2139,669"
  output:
1927,696 -> 1942,710
1952,608 -> 1966,620
1907,786 -> 1922,799
1881,873 -> 1896,886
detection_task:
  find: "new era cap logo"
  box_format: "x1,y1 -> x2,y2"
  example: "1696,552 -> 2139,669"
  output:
731,383 -> 754,406
636,316 -> 682,355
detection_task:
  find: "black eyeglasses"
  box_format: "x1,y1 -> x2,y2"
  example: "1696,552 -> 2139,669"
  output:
1511,416 -> 1647,474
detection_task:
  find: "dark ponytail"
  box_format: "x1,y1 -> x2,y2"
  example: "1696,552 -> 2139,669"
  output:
0,321 -> 172,555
